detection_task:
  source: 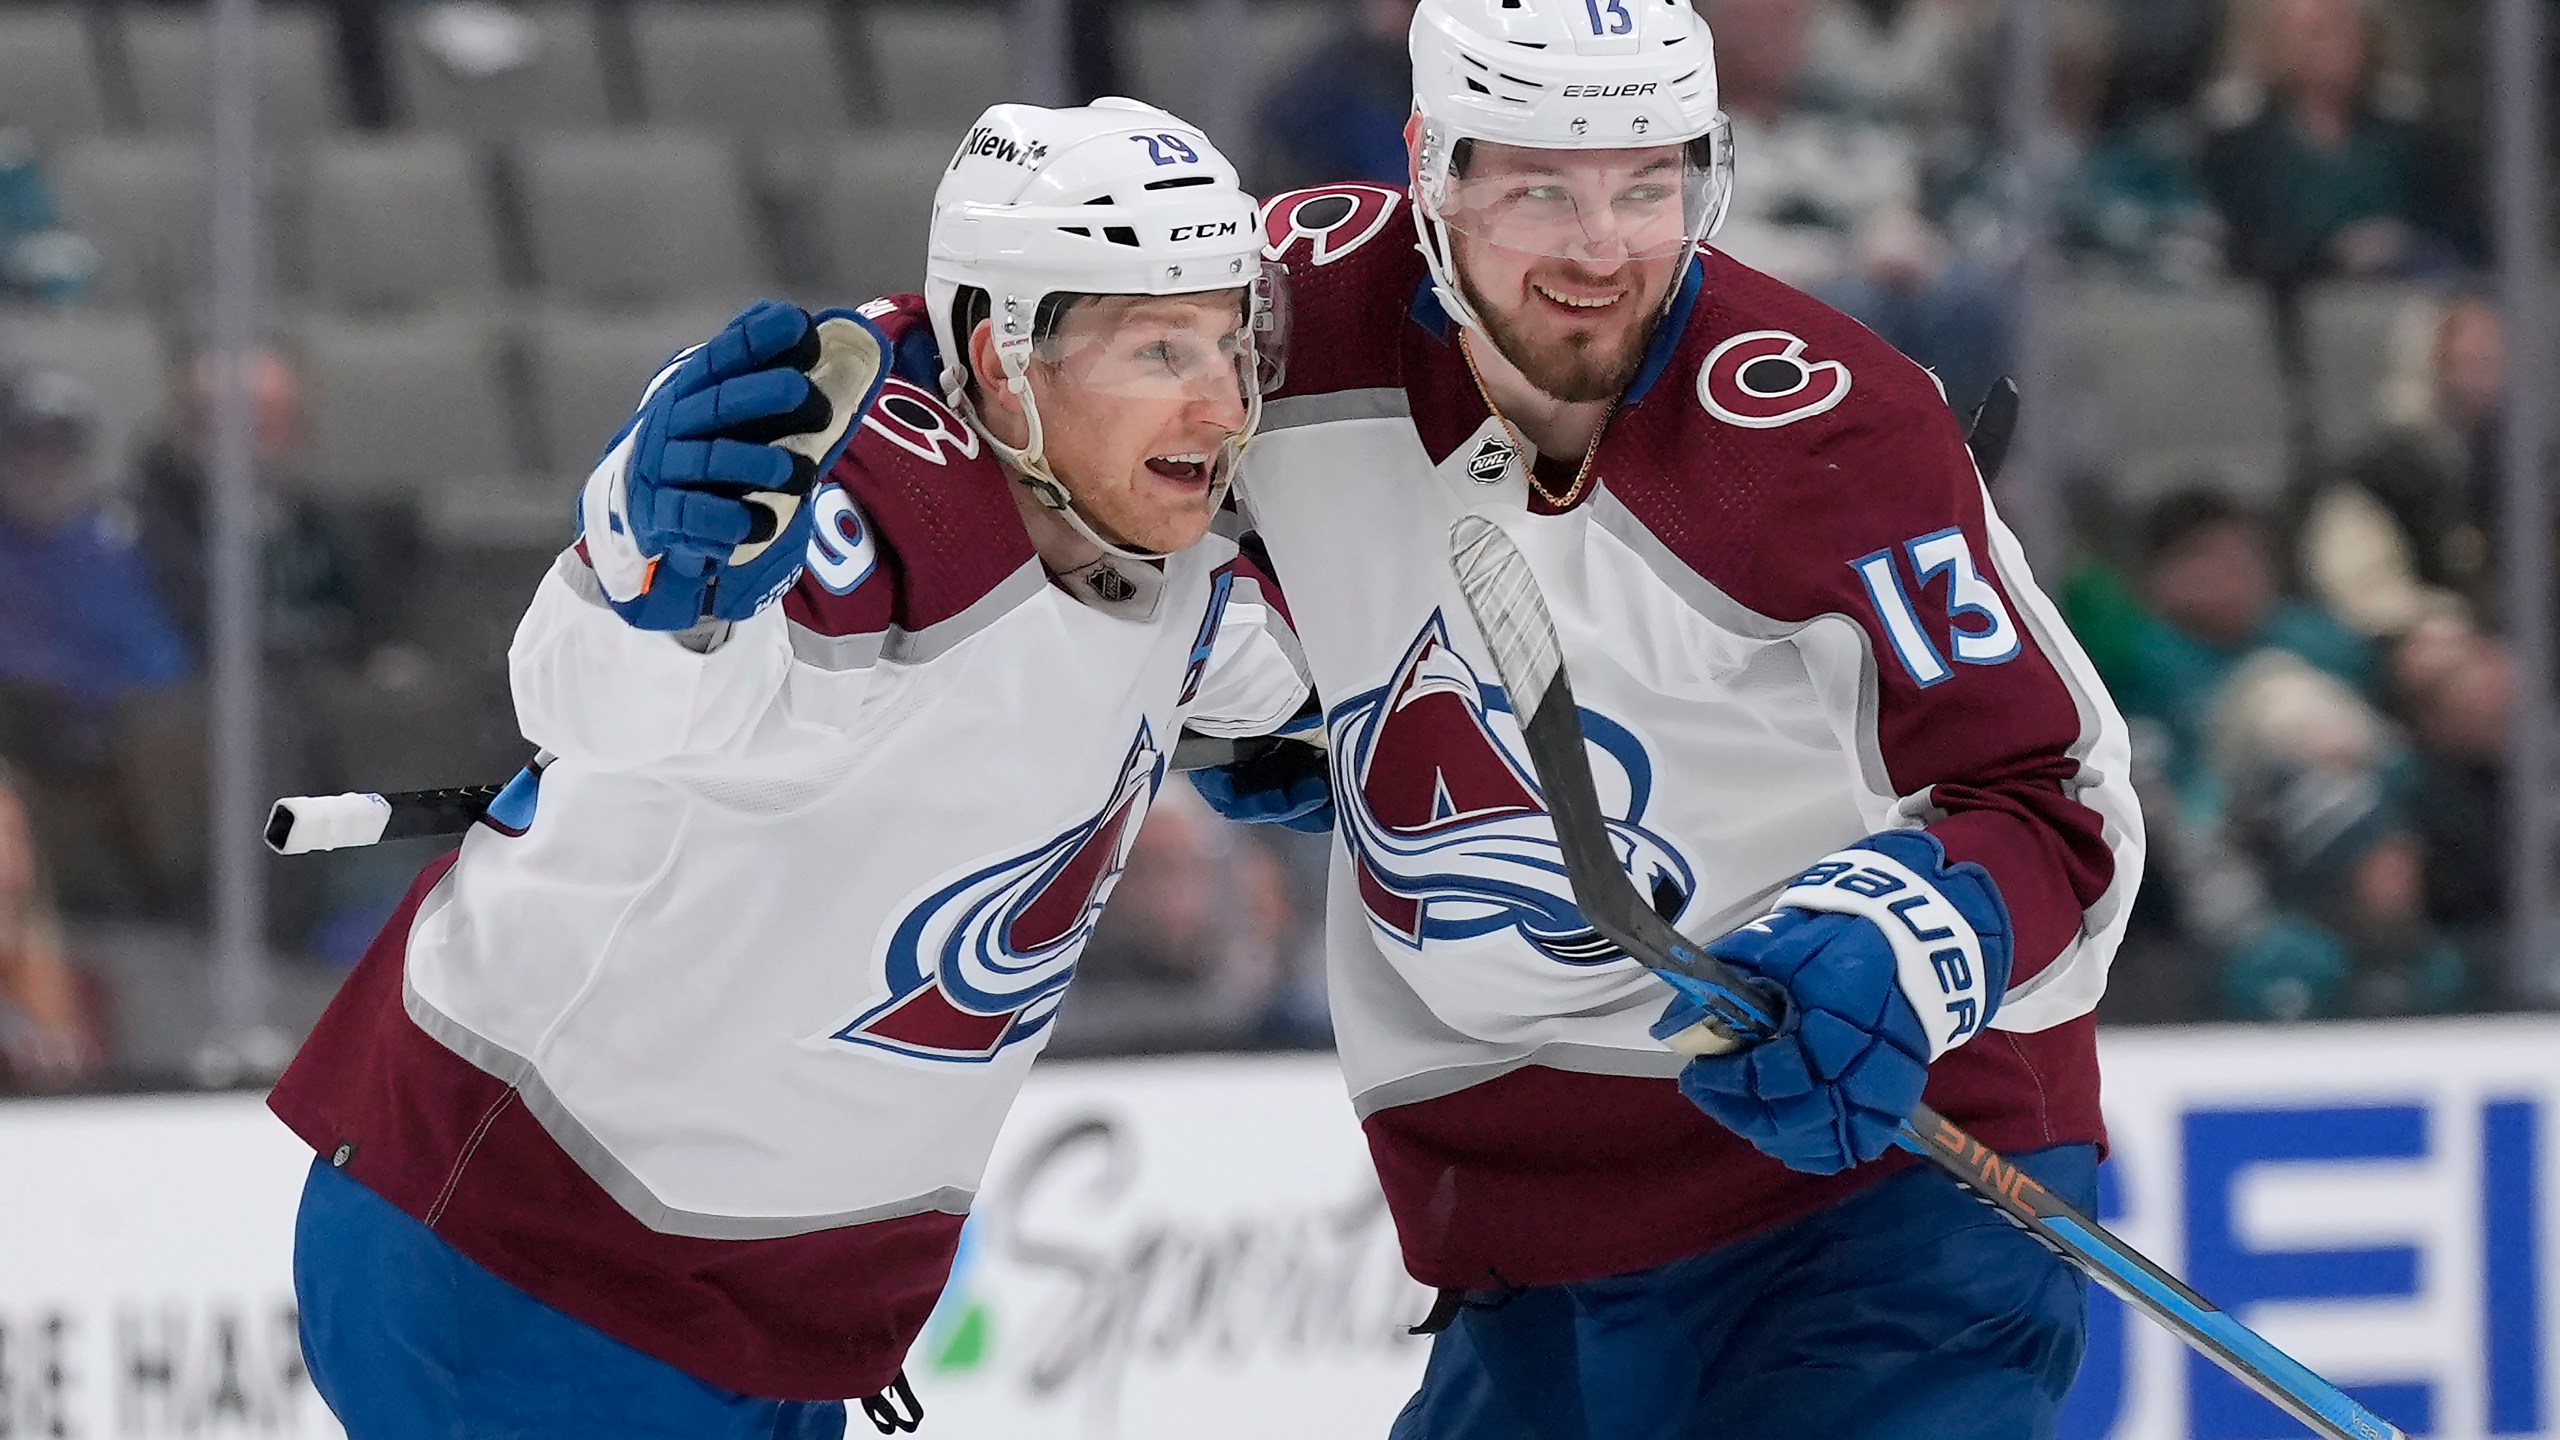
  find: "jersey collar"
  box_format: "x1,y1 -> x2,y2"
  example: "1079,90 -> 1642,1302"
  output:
1406,252 -> 1706,409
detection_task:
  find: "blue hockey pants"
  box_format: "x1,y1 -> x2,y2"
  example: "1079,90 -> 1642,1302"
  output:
1391,1143 -> 2101,1440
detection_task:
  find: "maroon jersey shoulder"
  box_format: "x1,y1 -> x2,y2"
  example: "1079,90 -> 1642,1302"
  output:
1609,250 -> 1985,623
1259,185 -> 1427,401
786,294 -> 1035,641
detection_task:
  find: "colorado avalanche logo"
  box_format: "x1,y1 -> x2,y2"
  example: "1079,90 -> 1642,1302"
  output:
1698,330 -> 1852,429
1261,185 -> 1400,267
835,725 -> 1164,1062
862,377 -> 981,467
1335,614 -> 1694,964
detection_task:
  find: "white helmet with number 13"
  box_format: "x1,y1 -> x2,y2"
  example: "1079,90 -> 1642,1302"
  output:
1407,0 -> 1734,335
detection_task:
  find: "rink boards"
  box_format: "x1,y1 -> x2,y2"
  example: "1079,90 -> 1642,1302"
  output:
0,1017 -> 2552,1440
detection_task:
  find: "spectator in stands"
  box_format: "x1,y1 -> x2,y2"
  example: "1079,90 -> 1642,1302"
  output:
134,346 -> 419,666
2095,0 -> 2224,123
1943,1 -> 2222,287
1067,0 -> 1131,106
2051,3 -> 2223,284
133,345 -> 430,955
2204,648 -> 2464,1019
2108,487 -> 2374,798
1797,0 -> 1992,134
321,0 -> 399,130
2199,0 -> 2478,283
1254,0 -> 1419,191
2100,485 -> 2465,1020
1058,790 -> 1328,1052
1703,0 -> 2010,414
0,765 -> 101,1088
2301,291 -> 2509,634
0,367 -> 202,919
2391,616 -> 2511,983
0,129 -> 98,306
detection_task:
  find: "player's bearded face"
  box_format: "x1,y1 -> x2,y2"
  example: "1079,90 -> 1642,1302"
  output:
1023,292 -> 1253,553
1444,142 -> 1693,405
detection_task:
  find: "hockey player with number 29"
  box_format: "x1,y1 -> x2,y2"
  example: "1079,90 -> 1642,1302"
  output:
266,100 -> 1303,1439
1192,1 -> 2146,1435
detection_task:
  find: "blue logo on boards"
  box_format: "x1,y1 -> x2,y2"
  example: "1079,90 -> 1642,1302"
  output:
2057,1098 -> 2548,1440
836,725 -> 1165,1063
1332,612 -> 1693,964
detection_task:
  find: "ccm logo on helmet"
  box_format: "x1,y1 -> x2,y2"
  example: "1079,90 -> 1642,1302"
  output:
1560,82 -> 1657,98
1698,330 -> 1853,429
1169,221 -> 1242,241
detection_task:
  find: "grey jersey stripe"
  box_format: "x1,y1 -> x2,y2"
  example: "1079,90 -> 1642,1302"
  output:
785,557 -> 1054,672
403,972 -> 972,1240
555,545 -> 612,609
881,556 -> 1048,664
787,623 -> 886,672
1351,1042 -> 1687,1118
1263,387 -> 1411,432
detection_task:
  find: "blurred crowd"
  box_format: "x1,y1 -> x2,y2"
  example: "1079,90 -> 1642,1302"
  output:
0,0 -> 2553,1088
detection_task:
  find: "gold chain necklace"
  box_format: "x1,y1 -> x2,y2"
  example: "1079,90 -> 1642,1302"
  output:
1460,329 -> 1615,510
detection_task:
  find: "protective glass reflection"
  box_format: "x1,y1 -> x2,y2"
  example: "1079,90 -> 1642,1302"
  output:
1436,134 -> 1730,262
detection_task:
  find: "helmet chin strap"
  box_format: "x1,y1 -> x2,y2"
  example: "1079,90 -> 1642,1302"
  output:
951,336 -> 1254,568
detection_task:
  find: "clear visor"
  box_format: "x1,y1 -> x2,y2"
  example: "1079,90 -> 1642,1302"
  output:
1432,133 -> 1730,262
1020,263 -> 1288,411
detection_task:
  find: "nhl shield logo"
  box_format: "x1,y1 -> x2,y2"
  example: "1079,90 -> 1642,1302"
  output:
1464,434 -> 1519,485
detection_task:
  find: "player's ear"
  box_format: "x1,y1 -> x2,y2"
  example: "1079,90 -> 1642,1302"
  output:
966,319 -> 1028,442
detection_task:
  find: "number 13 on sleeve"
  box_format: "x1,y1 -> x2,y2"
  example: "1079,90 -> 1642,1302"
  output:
1852,529 -> 2021,688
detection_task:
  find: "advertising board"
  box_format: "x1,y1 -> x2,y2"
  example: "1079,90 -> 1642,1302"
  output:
0,1021 -> 2551,1438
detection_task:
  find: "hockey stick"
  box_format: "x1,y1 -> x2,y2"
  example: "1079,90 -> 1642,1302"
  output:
264,731 -> 1309,854
266,780 -> 520,855
1446,515 -> 2405,1440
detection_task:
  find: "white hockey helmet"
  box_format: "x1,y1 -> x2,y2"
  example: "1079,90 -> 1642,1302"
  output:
925,98 -> 1284,561
1407,0 -> 1734,334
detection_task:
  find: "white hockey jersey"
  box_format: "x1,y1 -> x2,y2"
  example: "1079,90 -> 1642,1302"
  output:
1243,186 -> 2144,1290
269,297 -> 1308,1400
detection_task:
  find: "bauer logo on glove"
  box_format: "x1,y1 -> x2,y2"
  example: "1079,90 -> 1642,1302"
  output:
1651,830 -> 2013,1175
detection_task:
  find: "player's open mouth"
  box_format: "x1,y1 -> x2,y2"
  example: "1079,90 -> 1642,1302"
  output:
1145,453 -> 1212,484
1533,281 -> 1624,311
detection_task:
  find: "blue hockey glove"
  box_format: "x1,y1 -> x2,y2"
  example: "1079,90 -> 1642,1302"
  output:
1187,734 -> 1333,833
581,300 -> 887,631
1652,831 -> 2013,1176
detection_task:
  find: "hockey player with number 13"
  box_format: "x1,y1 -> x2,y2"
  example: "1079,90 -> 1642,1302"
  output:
1192,1 -> 2146,1435
267,101 -> 1304,1439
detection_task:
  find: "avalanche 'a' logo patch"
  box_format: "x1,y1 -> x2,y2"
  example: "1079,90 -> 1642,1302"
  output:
1261,185 -> 1400,267
834,725 -> 1164,1062
1698,330 -> 1852,429
1333,614 -> 1694,964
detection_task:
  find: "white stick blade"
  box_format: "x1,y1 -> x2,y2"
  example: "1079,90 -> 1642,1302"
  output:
1448,515 -> 1563,714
